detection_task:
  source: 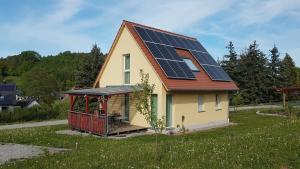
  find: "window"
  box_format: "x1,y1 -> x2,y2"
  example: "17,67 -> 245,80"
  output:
198,96 -> 204,112
183,58 -> 199,72
124,54 -> 130,84
0,96 -> 4,101
216,94 -> 221,110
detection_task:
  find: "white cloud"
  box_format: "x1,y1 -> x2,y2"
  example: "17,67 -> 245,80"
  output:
80,0 -> 235,32
232,0 -> 300,25
129,0 -> 235,31
0,0 -> 94,56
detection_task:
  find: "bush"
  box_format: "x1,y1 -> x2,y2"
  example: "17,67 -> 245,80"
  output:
52,99 -> 70,119
0,101 -> 68,124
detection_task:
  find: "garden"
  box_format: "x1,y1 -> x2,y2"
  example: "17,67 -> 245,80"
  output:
0,109 -> 300,169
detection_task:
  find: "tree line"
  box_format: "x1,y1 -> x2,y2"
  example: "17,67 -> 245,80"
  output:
0,45 -> 106,104
221,41 -> 299,105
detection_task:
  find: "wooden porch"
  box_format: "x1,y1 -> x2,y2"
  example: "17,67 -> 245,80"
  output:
66,86 -> 145,136
68,111 -> 147,136
108,123 -> 147,135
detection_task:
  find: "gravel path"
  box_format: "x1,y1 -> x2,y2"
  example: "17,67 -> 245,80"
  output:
0,143 -> 70,165
229,105 -> 282,112
0,120 -> 68,130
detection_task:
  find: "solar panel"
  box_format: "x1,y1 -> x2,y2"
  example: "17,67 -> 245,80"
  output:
134,26 -> 232,81
202,65 -> 232,81
190,51 -> 218,66
156,59 -> 177,77
135,26 -> 206,52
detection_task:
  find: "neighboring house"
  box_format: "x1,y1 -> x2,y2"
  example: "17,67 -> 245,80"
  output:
16,98 -> 40,108
0,83 -> 17,112
66,20 -> 238,135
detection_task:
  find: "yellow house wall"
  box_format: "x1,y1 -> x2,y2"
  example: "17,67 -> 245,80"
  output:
98,26 -> 166,127
108,95 -> 123,114
172,92 -> 229,129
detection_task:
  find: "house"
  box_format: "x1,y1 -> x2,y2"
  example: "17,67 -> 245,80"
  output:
0,83 -> 17,112
66,20 -> 238,136
16,98 -> 40,108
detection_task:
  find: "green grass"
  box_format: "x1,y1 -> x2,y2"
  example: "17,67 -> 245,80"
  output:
1,110 -> 300,169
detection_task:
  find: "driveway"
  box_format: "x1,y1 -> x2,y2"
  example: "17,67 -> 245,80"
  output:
0,120 -> 68,130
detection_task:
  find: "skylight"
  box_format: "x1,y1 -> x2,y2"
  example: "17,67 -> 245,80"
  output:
183,58 -> 199,72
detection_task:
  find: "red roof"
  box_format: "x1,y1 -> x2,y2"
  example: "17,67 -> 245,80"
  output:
124,20 -> 238,91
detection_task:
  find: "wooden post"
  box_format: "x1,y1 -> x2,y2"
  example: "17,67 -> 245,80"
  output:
102,95 -> 109,136
85,95 -> 89,113
70,95 -> 74,111
283,92 -> 286,107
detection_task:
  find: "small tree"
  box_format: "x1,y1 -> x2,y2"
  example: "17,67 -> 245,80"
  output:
134,69 -> 166,161
232,93 -> 243,112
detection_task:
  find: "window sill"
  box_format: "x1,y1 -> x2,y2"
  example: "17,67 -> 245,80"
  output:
216,108 -> 222,111
198,110 -> 206,113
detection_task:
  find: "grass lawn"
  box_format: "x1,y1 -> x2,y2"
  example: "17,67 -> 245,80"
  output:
0,110 -> 300,169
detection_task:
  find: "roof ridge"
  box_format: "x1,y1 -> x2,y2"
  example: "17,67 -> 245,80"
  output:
123,20 -> 197,41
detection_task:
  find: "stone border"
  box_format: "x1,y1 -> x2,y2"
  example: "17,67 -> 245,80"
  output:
255,110 -> 287,117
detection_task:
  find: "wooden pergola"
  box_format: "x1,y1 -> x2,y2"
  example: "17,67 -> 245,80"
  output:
275,86 -> 300,107
65,86 -> 142,136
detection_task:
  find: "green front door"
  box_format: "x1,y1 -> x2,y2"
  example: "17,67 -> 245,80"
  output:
151,94 -> 158,127
124,94 -> 129,121
166,94 -> 172,127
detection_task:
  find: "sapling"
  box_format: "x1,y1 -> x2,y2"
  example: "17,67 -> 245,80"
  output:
133,69 -> 166,162
177,115 -> 189,143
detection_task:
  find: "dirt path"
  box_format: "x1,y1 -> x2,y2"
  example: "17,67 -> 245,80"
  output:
0,120 -> 68,130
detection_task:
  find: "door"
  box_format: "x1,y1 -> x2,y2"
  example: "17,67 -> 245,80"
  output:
124,94 -> 129,121
151,94 -> 158,127
166,94 -> 172,127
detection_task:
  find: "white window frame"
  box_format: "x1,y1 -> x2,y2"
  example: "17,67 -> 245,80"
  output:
216,94 -> 221,110
124,54 -> 130,85
198,96 -> 204,112
183,58 -> 199,72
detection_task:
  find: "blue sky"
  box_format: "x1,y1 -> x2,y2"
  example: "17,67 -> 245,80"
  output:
0,0 -> 299,66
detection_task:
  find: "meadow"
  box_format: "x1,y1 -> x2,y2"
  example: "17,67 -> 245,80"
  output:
0,110 -> 300,169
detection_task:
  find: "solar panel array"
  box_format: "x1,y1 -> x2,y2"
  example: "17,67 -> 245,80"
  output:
190,51 -> 232,81
134,26 -> 232,81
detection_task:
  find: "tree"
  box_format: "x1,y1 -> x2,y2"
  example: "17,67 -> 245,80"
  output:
238,41 -> 269,104
5,51 -> 41,76
269,45 -> 281,86
75,44 -> 106,87
295,67 -> 300,86
20,68 -> 59,104
221,42 -> 238,83
280,53 -> 296,87
134,70 -> 165,161
268,45 -> 282,101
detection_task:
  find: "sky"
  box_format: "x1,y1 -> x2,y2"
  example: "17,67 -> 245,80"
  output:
0,0 -> 299,66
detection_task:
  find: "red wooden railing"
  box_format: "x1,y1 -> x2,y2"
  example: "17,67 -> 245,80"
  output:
68,111 -> 106,136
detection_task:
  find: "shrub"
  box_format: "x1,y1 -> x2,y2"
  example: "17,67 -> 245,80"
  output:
0,103 -> 62,124
52,99 -> 70,119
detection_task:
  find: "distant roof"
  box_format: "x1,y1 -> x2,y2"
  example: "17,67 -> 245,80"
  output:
16,98 -> 38,108
0,83 -> 16,106
0,83 -> 16,91
65,85 -> 142,96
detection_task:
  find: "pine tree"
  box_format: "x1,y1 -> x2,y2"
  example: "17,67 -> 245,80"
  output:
238,41 -> 269,104
75,44 -> 105,87
267,45 -> 282,101
221,41 -> 238,83
280,53 -> 296,87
